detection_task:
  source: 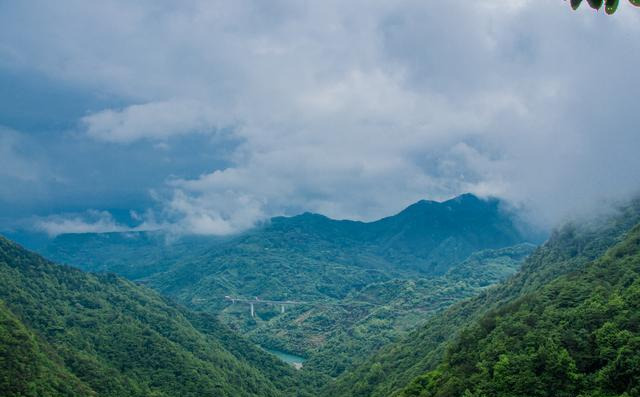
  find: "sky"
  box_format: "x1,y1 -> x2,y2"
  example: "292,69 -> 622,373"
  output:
1,0 -> 640,237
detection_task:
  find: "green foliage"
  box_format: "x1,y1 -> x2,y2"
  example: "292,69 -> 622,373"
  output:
400,224 -> 640,396
43,231 -> 219,280
0,301 -> 94,396
0,236 -> 309,396
246,244 -> 534,378
41,195 -> 534,384
44,195 -> 530,307
328,198 -> 640,397
566,0 -> 640,15
10,194 -> 640,396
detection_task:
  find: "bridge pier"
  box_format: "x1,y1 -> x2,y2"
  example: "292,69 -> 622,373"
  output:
224,296 -> 306,318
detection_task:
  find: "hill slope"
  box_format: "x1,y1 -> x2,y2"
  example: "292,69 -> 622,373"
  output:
42,231 -> 220,280
42,194 -> 532,305
245,243 -> 535,377
37,194 -> 536,384
327,198 -> 640,397
146,194 -> 531,308
402,222 -> 640,397
142,195 -> 535,379
0,236 -> 307,397
0,301 -> 94,396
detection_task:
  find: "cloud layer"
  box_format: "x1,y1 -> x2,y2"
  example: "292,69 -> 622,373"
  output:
34,211 -> 132,237
2,0 -> 640,234
82,100 -> 226,143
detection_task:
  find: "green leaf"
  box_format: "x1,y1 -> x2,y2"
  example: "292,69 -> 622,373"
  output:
606,0 -> 620,14
587,0 -> 604,9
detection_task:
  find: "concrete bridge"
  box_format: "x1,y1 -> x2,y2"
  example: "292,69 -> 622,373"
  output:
224,296 -> 308,317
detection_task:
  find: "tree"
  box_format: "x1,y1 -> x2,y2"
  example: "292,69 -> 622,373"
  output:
566,0 -> 640,15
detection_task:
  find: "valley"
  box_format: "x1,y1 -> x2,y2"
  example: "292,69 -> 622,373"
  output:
3,195 -> 640,396
2,2 -> 637,396
264,348 -> 306,370
0,236 -> 312,396
36,194 -> 539,383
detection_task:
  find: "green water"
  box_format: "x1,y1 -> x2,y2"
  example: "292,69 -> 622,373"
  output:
264,347 -> 306,368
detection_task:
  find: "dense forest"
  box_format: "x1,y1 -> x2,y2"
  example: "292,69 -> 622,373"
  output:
4,196 -> 640,396
0,236 -> 310,397
327,198 -> 640,397
43,195 -> 532,302
39,194 -> 537,379
402,224 -> 640,396
251,244 -> 535,377
1,0 -> 638,396
42,232 -> 222,280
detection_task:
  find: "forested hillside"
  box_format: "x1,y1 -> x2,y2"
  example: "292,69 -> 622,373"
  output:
43,194 -> 532,306
246,244 -> 535,377
5,197 -> 639,397
402,223 -> 640,397
39,194 -> 536,381
328,199 -> 640,397
42,231 -> 220,280
2,1 -> 638,396
0,236 -> 309,397
0,301 -> 94,396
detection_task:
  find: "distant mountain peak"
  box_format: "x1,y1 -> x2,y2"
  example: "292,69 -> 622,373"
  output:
444,193 -> 496,205
452,192 -> 482,201
274,194 -> 495,226
392,193 -> 497,217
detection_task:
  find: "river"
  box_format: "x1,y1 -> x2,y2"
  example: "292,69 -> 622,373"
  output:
264,347 -> 306,370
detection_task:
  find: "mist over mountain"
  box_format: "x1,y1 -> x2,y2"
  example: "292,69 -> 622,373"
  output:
3,195 -> 640,396
327,197 -> 640,397
33,194 -> 540,382
2,1 -> 640,396
3,1 -> 640,236
43,194 -> 536,280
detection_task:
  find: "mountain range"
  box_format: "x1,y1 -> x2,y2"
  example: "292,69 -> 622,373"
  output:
4,193 -> 639,396
42,194 -> 535,303
37,194 -> 538,378
327,197 -> 640,397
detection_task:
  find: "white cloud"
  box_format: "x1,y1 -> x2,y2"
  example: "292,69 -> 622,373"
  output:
162,190 -> 265,235
34,211 -> 130,237
3,0 -> 640,233
33,210 -> 160,237
81,99 -> 226,143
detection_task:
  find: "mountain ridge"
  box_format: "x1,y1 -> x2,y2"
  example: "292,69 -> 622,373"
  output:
326,197 -> 640,397
42,193 -> 535,280
31,193 -> 539,386
0,235 -> 310,397
400,222 -> 640,396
